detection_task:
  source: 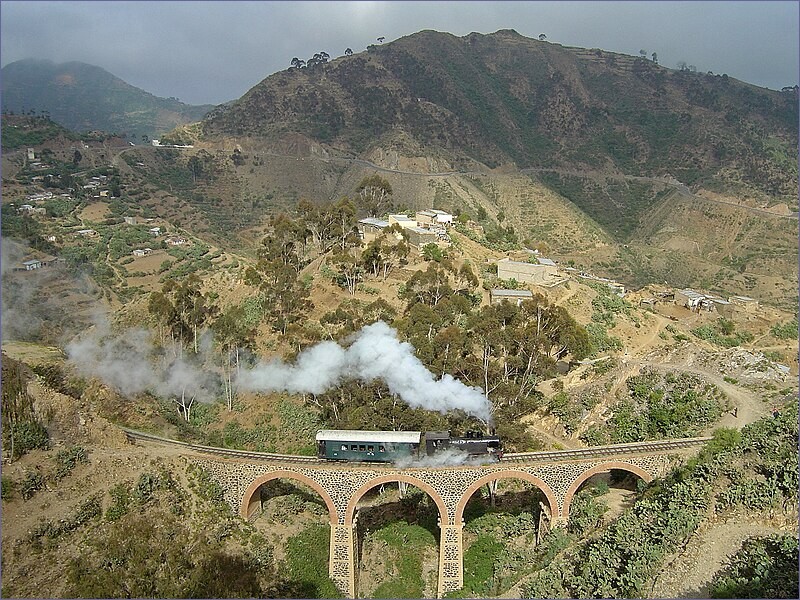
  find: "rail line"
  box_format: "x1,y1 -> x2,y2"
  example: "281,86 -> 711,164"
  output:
122,427 -> 711,466
121,428 -> 321,463
499,436 -> 712,463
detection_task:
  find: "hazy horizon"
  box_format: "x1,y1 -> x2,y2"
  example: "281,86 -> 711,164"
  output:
1,1 -> 797,106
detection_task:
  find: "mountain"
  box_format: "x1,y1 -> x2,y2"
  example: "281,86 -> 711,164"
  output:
1,59 -> 215,140
202,29 -> 798,198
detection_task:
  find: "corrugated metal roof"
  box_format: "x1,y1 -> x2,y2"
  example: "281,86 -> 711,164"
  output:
359,218 -> 389,227
537,257 -> 556,266
679,289 -> 706,300
491,289 -> 533,297
316,430 -> 422,443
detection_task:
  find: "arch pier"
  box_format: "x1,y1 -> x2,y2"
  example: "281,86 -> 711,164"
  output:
194,453 -> 676,597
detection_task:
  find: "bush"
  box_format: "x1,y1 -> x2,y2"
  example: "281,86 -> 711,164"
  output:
20,469 -> 45,500
710,534 -> 799,598
5,420 -> 50,459
54,445 -> 88,479
2,476 -> 15,500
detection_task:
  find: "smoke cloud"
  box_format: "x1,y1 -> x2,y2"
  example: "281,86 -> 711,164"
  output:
394,447 -> 498,468
65,318 -> 218,404
238,321 -> 492,422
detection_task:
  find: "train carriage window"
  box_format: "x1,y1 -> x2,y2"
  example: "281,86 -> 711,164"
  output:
367,445 -> 374,452
359,445 -> 366,451
379,445 -> 386,452
351,445 -> 358,451
341,445 -> 348,451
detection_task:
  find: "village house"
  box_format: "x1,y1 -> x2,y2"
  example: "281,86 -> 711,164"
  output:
489,289 -> 534,306
387,214 -> 417,230
357,217 -> 390,245
675,289 -> 714,311
18,204 -> 34,213
149,226 -> 162,236
496,257 -> 560,286
164,236 -> 187,246
405,226 -> 439,249
123,216 -> 137,225
75,228 -> 97,237
26,148 -> 35,160
132,248 -> 153,257
415,209 -> 454,228
22,259 -> 42,271
728,295 -> 759,313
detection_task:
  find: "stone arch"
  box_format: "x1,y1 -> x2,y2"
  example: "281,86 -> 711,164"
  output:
454,471 -> 560,524
562,461 -> 653,518
344,474 -> 448,526
240,470 -> 338,524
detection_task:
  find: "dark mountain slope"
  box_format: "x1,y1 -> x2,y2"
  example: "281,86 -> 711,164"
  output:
202,29 -> 797,197
1,59 -> 214,139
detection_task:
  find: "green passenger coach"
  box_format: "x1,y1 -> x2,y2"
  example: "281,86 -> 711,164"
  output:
316,429 -> 422,462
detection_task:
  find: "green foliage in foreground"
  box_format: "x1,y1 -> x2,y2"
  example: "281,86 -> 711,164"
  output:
581,368 -> 727,444
370,521 -> 437,598
770,319 -> 799,340
692,318 -> 755,347
522,404 -> 798,599
281,525 -> 342,598
709,534 -> 799,598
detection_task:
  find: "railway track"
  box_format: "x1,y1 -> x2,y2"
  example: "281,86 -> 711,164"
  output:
500,436 -> 712,463
122,427 -> 711,465
121,428 -> 322,463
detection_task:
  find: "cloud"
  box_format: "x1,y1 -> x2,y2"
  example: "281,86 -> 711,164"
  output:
1,1 -> 796,105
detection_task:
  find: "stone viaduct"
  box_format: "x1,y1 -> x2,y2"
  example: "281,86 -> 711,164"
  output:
123,430 -> 710,598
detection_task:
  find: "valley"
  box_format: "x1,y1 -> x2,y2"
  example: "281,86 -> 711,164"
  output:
2,27 -> 798,600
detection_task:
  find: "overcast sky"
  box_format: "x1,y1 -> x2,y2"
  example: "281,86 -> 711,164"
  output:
1,1 -> 798,106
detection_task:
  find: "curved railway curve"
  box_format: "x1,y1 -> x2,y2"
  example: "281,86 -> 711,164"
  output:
121,427 -> 711,465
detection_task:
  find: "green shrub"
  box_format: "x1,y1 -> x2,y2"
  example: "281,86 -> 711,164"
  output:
20,469 -> 45,500
4,420 -> 50,458
710,534 -> 799,598
54,445 -> 88,479
1,476 -> 15,500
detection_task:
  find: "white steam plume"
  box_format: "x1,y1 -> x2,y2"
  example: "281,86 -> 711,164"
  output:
65,319 -> 217,403
238,321 -> 492,422
394,447 -> 498,468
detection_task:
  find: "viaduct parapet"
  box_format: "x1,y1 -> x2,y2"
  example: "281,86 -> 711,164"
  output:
123,429 -> 709,597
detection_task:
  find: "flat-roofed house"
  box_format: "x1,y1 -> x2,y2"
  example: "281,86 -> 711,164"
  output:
406,226 -> 439,249
22,259 -> 42,271
496,257 -> 558,285
416,209 -> 454,228
388,214 -> 417,229
489,289 -> 533,306
358,217 -> 390,245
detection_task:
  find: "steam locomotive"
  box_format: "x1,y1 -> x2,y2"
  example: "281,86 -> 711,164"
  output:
315,429 -> 503,463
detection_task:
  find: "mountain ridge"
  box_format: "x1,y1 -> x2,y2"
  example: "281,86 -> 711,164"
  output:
1,58 -> 215,140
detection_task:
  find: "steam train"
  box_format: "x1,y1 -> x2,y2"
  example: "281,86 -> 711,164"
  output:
315,429 -> 503,463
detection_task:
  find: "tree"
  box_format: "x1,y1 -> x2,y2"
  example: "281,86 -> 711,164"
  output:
329,250 -> 362,295
377,37 -> 385,43
344,47 -> 353,56
651,52 -> 658,63
538,33 -> 547,41
148,274 -> 217,354
212,305 -> 256,410
639,49 -> 647,58
355,174 -> 393,217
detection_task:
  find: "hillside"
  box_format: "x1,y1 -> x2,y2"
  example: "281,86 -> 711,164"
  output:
201,29 -> 798,198
1,59 -> 215,140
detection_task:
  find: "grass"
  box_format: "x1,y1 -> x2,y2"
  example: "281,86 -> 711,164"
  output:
370,521 -> 437,598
